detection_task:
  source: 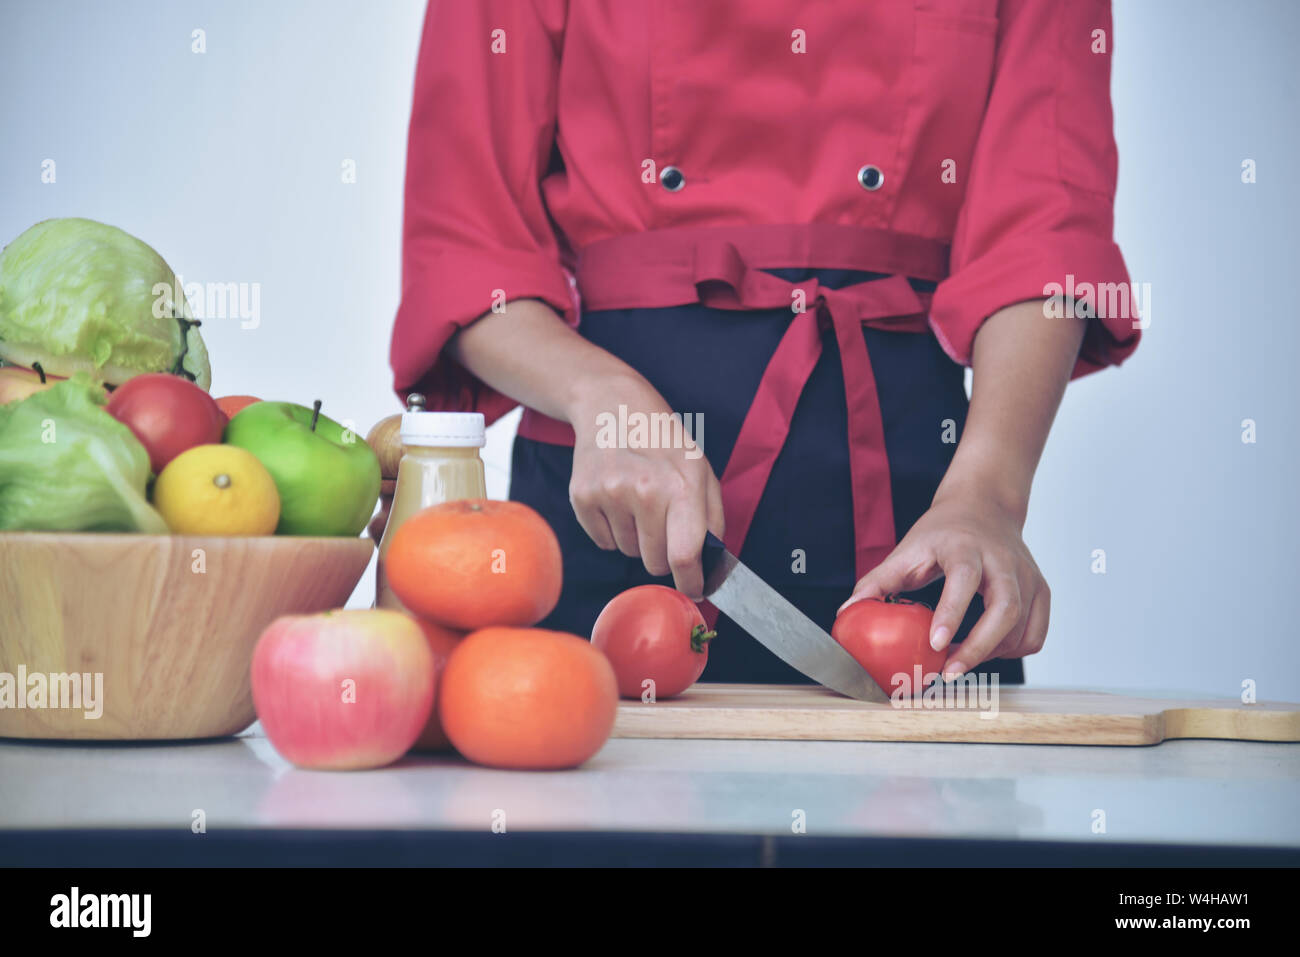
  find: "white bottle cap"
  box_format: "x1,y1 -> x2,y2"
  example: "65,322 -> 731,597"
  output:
399,411 -> 486,448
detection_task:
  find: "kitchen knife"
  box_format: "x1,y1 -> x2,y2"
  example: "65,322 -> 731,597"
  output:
701,532 -> 890,703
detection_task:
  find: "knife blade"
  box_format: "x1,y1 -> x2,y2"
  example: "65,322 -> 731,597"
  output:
701,532 -> 889,703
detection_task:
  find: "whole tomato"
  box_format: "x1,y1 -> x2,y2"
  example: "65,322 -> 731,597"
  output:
590,585 -> 714,700
831,596 -> 945,698
105,373 -> 227,474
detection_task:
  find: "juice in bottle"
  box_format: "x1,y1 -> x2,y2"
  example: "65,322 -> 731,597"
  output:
376,396 -> 487,610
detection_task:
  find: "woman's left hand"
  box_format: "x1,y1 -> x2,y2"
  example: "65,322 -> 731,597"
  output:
838,486 -> 1050,679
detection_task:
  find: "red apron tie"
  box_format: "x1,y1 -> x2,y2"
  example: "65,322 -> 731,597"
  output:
687,242 -> 931,579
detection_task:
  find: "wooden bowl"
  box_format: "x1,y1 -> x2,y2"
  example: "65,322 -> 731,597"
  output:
0,532 -> 374,740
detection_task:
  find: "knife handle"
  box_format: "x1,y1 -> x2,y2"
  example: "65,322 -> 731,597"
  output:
702,530 -> 728,579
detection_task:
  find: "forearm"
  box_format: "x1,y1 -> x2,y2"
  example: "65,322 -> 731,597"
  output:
446,298 -> 661,425
935,299 -> 1086,526
450,299 -> 722,595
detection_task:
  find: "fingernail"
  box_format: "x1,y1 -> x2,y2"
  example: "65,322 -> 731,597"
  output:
930,626 -> 950,651
942,662 -> 966,681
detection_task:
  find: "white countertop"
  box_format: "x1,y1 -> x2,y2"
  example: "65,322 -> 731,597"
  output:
2,722 -> 1297,849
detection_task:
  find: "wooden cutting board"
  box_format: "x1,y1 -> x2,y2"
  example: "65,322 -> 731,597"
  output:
612,684 -> 1300,745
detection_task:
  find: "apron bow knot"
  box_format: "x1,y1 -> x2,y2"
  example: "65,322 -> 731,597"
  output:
685,242 -> 931,579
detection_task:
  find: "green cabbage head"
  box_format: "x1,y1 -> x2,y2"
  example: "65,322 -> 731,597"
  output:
0,218 -> 210,389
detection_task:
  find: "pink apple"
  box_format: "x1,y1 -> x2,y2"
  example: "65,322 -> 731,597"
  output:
0,365 -> 61,405
251,609 -> 435,770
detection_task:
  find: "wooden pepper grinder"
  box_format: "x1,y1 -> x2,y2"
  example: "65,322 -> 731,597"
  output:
364,393 -> 426,543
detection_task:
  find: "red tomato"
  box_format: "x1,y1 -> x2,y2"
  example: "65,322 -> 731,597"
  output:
104,373 -> 227,474
831,597 -> 945,698
590,585 -> 713,700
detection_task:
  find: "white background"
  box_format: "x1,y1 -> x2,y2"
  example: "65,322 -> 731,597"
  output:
2,0 -> 1296,697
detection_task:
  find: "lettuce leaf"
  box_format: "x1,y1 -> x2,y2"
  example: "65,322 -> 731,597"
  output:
0,375 -> 169,533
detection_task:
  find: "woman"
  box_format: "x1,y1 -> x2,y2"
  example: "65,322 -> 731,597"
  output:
390,0 -> 1140,685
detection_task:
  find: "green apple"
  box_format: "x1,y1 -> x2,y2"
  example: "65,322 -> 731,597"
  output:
224,401 -> 381,536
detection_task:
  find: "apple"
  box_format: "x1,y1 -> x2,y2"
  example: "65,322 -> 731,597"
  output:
251,609 -> 435,770
215,394 -> 261,419
105,372 -> 227,473
0,364 -> 61,405
224,400 -> 381,537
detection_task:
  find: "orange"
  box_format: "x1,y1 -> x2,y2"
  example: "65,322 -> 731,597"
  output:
385,499 -> 563,630
438,627 -> 618,769
215,395 -> 261,419
409,618 -> 465,752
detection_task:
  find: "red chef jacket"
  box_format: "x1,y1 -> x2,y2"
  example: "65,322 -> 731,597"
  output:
390,0 -> 1140,577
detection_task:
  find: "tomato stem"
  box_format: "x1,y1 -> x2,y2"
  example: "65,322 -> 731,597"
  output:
690,623 -> 716,653
883,593 -> 931,610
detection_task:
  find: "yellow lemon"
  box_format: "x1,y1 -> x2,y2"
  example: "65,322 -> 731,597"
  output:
154,444 -> 281,536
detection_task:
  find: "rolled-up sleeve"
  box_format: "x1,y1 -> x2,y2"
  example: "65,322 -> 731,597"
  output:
390,0 -> 574,419
928,0 -> 1140,380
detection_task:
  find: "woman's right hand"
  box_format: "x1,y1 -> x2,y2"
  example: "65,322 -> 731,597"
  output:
566,374 -> 725,601
447,299 -> 724,598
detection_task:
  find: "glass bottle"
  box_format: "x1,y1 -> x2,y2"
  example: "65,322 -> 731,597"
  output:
375,395 -> 487,610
